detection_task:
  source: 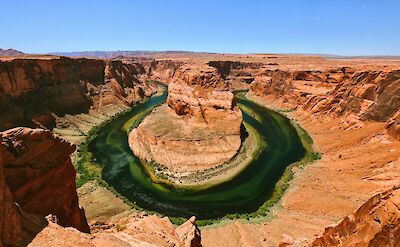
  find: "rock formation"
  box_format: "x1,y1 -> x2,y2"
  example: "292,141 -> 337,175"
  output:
104,60 -> 156,105
0,128 -> 89,237
29,214 -> 201,247
175,216 -> 202,247
387,111 -> 400,140
250,68 -> 400,139
311,187 -> 400,246
0,57 -> 158,131
129,63 -> 243,173
146,59 -> 184,83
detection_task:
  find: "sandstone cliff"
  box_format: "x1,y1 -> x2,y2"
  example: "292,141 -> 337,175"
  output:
104,59 -> 157,106
129,62 -> 243,174
0,142 -> 22,246
29,214 -> 201,247
146,59 -> 184,83
0,57 -> 158,131
250,68 -> 400,140
0,127 -> 89,246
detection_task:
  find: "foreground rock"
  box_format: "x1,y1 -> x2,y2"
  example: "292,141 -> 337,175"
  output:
176,216 -> 202,247
129,66 -> 242,173
311,187 -> 400,246
0,127 -> 89,245
30,214 -> 201,247
0,141 -> 23,246
0,126 -> 202,247
250,68 -> 400,140
0,57 -> 158,131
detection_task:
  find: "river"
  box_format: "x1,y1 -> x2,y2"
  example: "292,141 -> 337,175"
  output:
89,90 -> 306,220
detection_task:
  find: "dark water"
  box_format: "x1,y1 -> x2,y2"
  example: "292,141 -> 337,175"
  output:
90,91 -> 306,219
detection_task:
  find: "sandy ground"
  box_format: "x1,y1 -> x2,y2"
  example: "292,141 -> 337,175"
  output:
201,95 -> 400,247
77,181 -> 132,224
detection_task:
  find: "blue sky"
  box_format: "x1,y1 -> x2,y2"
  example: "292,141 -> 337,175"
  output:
1,0 -> 399,55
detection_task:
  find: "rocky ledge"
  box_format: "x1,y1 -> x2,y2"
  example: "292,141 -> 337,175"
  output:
0,127 -> 202,247
0,127 -> 89,246
310,187 -> 400,246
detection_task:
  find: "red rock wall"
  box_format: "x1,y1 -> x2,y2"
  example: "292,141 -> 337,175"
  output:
0,143 -> 23,246
1,128 -> 89,233
311,187 -> 400,246
250,68 -> 400,139
0,57 -> 157,131
0,57 -> 105,130
146,59 -> 184,83
104,60 -> 157,106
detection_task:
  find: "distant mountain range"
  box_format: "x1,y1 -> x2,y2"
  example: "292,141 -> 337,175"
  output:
48,50 -> 204,58
0,48 -> 25,56
1,48 -> 399,60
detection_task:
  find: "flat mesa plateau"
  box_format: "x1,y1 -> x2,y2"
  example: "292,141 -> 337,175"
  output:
1,52 -> 400,246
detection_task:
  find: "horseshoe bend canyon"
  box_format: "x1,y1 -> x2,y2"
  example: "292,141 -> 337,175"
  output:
1,51 -> 399,247
1,3 -> 400,246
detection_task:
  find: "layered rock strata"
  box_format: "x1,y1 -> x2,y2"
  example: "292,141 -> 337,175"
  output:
311,187 -> 400,246
250,68 -> 400,140
29,214 -> 201,247
0,127 -> 202,247
0,57 -> 158,131
0,142 -> 23,246
129,67 -> 242,172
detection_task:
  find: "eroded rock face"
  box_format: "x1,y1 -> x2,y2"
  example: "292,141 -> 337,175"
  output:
0,57 -> 157,131
1,127 -> 89,233
311,187 -> 400,246
325,70 -> 400,122
175,216 -> 202,247
29,214 -> 202,247
167,82 -> 239,125
129,63 -> 243,172
129,104 -> 242,171
0,58 -> 105,130
250,68 -> 400,139
147,59 -> 184,83
386,110 -> 400,140
0,143 -> 22,246
104,60 -> 157,106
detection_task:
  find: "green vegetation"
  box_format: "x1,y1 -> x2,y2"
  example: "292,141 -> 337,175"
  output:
73,87 -> 167,187
72,91 -> 169,218
73,108 -> 161,215
74,114 -> 124,187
